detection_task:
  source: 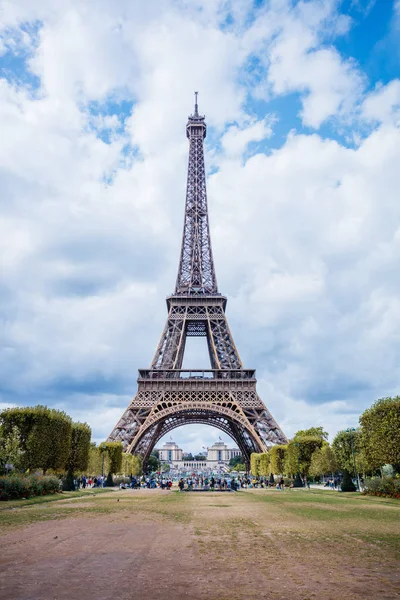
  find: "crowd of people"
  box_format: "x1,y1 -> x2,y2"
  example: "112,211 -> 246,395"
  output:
70,474 -> 325,491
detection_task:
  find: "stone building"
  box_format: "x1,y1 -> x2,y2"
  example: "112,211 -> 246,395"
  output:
157,439 -> 241,474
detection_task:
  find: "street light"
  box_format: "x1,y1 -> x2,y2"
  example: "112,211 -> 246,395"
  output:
100,443 -> 107,478
346,428 -> 360,491
293,442 -> 303,488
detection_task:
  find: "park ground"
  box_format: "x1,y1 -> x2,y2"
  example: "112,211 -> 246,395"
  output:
0,488 -> 399,600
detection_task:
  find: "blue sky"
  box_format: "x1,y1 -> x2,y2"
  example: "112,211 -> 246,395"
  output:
1,0 -> 400,453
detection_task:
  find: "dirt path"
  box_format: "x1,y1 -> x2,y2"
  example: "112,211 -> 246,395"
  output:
0,489 -> 399,600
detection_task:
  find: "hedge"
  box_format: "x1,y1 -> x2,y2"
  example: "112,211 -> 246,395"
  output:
0,474 -> 60,501
362,476 -> 400,499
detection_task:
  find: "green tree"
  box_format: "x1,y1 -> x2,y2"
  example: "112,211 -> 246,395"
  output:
87,443 -> 109,476
309,443 -> 337,477
0,406 -> 72,474
67,423 -> 91,473
294,427 -> 328,441
103,442 -> 123,474
229,455 -> 244,467
259,453 -> 270,476
285,437 -> 323,477
0,425 -> 24,473
269,445 -> 287,475
332,429 -> 361,475
359,397 -> 400,471
233,463 -> 246,472
250,453 -> 261,476
63,422 -> 91,491
147,453 -> 160,473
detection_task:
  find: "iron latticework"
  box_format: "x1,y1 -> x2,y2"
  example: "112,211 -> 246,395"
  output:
108,95 -> 287,467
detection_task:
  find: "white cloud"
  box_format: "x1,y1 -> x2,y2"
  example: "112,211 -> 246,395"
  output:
362,79 -> 400,125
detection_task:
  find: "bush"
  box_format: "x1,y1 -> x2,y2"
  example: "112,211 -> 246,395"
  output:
0,474 -> 60,500
362,476 -> 400,499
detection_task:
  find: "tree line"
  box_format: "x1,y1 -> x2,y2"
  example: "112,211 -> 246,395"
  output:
0,405 -> 141,490
251,396 -> 400,485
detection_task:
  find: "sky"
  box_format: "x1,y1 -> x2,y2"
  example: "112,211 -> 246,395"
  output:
1,0 -> 400,454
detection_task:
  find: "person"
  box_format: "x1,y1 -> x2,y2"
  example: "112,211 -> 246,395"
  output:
279,477 -> 284,490
178,478 -> 184,491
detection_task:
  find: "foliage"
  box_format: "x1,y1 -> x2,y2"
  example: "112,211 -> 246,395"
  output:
0,405 -> 72,474
285,438 -> 323,477
341,469 -> 356,492
309,443 -> 338,477
362,476 -> 400,499
99,442 -> 123,474
120,452 -> 142,476
258,453 -> 270,476
87,443 -> 110,476
294,427 -> 328,441
332,429 -> 361,475
0,474 -> 60,500
250,453 -> 261,476
147,454 -> 160,473
67,422 -> 91,473
359,397 -> 400,470
233,463 -> 246,472
0,425 -> 24,473
229,455 -> 244,468
161,463 -> 170,473
269,445 -> 287,474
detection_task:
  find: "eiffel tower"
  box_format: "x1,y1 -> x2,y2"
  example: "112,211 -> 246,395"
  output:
108,94 -> 287,468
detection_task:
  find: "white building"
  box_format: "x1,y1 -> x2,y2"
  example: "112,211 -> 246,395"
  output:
157,439 -> 241,474
159,441 -> 183,462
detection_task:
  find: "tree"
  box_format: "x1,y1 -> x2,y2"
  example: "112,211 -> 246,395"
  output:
67,423 -> 91,473
0,425 -> 24,473
63,422 -> 91,491
332,429 -> 361,475
259,453 -> 270,476
87,443 -> 109,476
269,445 -> 287,474
0,406 -> 72,473
233,463 -> 246,472
359,397 -> 400,471
103,442 -> 123,474
120,453 -> 142,477
309,443 -> 337,477
147,454 -> 160,473
161,463 -> 170,473
229,455 -> 244,468
285,437 -> 323,477
250,453 -> 261,476
294,427 -> 328,441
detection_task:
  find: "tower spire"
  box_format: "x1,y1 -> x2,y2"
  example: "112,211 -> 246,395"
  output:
175,97 -> 218,294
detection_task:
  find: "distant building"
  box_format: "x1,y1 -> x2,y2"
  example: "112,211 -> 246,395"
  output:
157,439 -> 241,474
159,441 -> 183,462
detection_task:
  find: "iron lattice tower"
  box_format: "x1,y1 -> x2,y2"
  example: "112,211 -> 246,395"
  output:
108,95 -> 287,467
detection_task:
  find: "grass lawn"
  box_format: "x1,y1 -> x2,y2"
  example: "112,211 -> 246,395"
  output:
0,487 -> 399,599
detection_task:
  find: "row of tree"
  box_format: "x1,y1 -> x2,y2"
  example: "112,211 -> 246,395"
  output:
251,396 -> 400,480
0,406 -> 143,488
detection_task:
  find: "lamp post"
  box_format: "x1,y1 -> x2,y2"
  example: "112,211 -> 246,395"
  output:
346,428 -> 360,491
100,443 -> 107,478
293,442 -> 303,488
